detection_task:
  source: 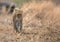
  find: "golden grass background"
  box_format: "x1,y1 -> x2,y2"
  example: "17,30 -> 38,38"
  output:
21,1 -> 60,42
0,0 -> 60,42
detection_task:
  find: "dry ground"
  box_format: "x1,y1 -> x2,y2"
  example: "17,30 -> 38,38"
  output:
0,0 -> 60,42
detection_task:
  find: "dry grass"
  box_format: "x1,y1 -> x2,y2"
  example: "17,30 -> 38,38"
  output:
0,0 -> 60,42
21,1 -> 60,42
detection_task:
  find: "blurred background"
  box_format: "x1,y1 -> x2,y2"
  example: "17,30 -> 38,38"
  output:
0,0 -> 60,42
0,0 -> 60,6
